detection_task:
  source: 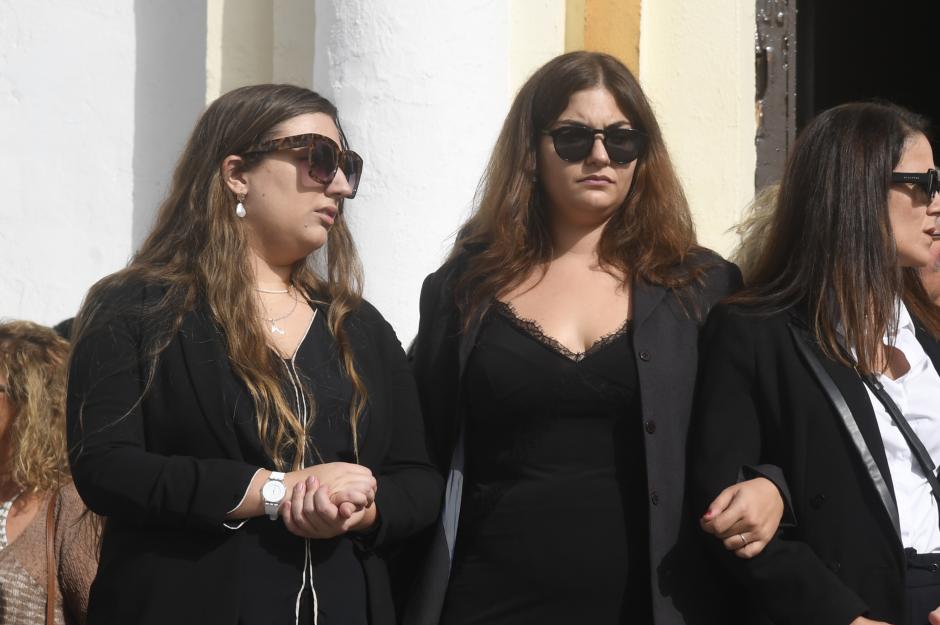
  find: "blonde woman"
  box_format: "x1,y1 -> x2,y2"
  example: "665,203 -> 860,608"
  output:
67,85 -> 442,625
0,320 -> 97,625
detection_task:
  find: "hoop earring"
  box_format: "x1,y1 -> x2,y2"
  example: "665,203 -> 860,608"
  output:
235,193 -> 247,218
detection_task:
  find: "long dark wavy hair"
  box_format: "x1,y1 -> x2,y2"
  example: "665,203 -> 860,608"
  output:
450,51 -> 704,327
732,101 -> 940,375
71,84 -> 366,469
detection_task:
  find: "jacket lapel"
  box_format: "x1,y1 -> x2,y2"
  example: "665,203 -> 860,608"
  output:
632,279 -> 667,331
788,322 -> 901,540
177,306 -> 244,459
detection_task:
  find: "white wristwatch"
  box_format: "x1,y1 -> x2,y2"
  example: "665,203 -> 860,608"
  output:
261,471 -> 287,520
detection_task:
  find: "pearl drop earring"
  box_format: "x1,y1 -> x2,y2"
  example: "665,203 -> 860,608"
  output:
235,193 -> 247,218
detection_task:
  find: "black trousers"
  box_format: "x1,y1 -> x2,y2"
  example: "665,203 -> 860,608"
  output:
906,549 -> 940,625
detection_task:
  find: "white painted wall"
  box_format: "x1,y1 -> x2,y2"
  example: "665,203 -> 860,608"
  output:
639,0 -> 756,257
133,2 -> 207,248
0,1 -> 136,326
313,0 -> 564,343
0,2 -> 207,326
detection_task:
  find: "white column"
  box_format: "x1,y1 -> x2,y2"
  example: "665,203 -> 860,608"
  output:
312,0 -> 512,343
0,1 -> 136,325
313,0 -> 566,342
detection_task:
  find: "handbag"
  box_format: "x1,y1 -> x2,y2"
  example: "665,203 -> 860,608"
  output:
45,493 -> 56,625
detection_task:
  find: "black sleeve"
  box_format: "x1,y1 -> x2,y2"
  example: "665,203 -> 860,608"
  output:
408,270 -> 461,473
370,317 -> 445,549
741,464 -> 797,526
688,305 -> 867,625
66,298 -> 258,532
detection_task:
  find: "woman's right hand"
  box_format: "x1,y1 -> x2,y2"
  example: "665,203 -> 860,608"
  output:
289,462 -> 376,512
849,618 -> 893,625
700,477 -> 783,559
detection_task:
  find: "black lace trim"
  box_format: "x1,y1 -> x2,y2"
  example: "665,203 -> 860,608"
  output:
495,300 -> 631,362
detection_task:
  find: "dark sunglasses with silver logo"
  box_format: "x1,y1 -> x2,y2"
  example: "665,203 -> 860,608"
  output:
891,168 -> 939,201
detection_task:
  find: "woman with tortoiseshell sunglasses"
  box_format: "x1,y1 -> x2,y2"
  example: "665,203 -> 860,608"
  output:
66,85 -> 442,625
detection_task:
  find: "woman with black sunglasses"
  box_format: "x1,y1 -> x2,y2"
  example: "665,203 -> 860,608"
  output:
66,84 -> 442,625
403,51 -> 786,625
689,102 -> 940,625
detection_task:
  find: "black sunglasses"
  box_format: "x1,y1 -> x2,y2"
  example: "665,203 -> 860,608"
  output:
543,124 -> 648,165
891,168 -> 939,201
243,133 -> 363,199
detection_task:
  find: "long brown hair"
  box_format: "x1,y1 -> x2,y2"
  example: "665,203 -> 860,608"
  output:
0,320 -> 71,492
733,101 -> 940,375
451,51 -> 702,326
71,84 -> 366,469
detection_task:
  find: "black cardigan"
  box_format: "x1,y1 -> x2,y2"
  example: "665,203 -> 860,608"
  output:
66,282 -> 443,625
403,251 -> 745,625
689,303 -> 940,625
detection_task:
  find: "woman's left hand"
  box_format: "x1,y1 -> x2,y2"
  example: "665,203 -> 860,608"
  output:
700,477 -> 784,559
281,476 -> 377,539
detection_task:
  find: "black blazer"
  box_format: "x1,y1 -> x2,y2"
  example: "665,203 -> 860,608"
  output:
66,283 -> 443,625
403,251 -> 744,625
689,303 -> 940,625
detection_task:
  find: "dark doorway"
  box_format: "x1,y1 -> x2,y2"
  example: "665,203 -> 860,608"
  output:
756,0 -> 940,187
797,1 -> 940,157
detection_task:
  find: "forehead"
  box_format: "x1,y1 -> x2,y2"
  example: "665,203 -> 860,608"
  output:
555,87 -> 630,125
897,132 -> 935,170
269,112 -> 341,144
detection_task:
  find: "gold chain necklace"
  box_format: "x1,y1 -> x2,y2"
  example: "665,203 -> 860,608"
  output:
258,287 -> 298,335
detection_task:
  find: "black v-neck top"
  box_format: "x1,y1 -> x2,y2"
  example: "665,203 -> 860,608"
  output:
228,310 -> 369,625
440,304 -> 652,625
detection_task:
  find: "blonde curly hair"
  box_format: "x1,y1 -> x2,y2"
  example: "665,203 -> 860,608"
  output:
0,320 -> 71,493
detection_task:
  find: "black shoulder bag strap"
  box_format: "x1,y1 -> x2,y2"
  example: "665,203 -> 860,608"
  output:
789,323 -> 902,535
860,373 -> 940,516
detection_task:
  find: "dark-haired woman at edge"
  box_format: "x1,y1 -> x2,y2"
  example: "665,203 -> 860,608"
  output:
690,102 -> 940,625
67,84 -> 442,625
405,51 -> 786,625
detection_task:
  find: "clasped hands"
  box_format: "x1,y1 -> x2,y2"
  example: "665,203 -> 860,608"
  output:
281,462 -> 378,539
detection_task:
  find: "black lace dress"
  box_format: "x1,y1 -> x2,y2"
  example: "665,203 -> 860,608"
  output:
440,302 -> 652,625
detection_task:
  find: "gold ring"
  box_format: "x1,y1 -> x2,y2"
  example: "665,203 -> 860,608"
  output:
739,533 -> 748,547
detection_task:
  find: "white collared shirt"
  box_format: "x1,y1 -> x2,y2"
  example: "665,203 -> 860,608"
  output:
861,301 -> 940,553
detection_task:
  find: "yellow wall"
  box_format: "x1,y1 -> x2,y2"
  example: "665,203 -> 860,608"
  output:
564,0 -> 756,256
511,0 -> 567,96
565,0 -> 641,75
639,0 -> 756,256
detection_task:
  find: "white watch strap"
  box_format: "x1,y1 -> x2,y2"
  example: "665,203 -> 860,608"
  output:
263,471 -> 287,520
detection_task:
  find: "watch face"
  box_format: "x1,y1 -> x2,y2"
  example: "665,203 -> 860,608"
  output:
262,480 -> 287,503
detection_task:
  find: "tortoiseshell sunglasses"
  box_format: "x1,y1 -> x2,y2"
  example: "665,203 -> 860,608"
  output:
243,133 -> 363,199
